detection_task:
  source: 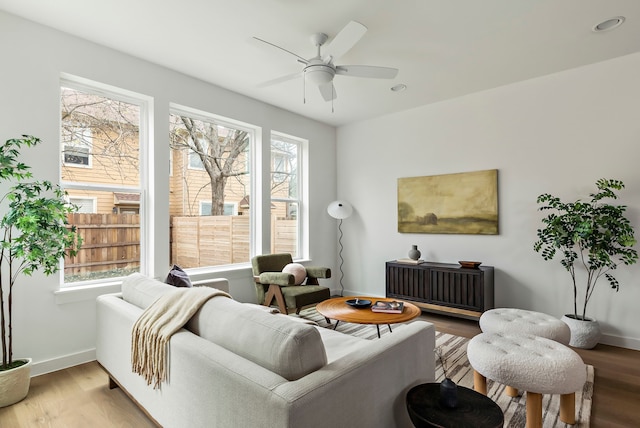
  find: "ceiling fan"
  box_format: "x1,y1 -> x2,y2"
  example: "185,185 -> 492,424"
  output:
253,20 -> 399,102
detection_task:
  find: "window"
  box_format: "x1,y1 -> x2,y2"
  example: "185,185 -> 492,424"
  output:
68,197 -> 96,213
169,106 -> 253,268
200,201 -> 237,216
188,141 -> 207,170
271,133 -> 302,257
272,153 -> 288,181
60,78 -> 148,285
62,127 -> 92,166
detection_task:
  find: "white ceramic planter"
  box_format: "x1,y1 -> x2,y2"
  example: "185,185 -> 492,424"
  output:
561,315 -> 601,349
0,358 -> 32,407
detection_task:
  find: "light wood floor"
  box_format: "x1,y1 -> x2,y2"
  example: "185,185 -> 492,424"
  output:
0,313 -> 638,427
0,361 -> 155,428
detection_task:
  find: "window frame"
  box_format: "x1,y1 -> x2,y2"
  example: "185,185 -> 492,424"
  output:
169,103 -> 259,268
270,131 -> 305,258
59,74 -> 151,287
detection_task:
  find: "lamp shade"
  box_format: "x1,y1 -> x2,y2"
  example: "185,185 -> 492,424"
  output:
327,200 -> 353,220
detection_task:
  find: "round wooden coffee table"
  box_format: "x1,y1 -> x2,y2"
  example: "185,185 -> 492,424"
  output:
316,296 -> 421,338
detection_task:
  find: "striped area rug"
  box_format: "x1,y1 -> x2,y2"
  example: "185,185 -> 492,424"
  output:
299,308 -> 594,428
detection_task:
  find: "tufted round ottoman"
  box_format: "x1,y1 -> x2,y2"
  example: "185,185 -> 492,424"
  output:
480,308 -> 571,345
467,333 -> 586,428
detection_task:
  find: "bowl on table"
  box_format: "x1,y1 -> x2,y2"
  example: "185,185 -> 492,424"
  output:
458,261 -> 482,269
345,298 -> 372,309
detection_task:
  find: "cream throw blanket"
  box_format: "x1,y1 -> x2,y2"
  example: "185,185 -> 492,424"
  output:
131,287 -> 231,389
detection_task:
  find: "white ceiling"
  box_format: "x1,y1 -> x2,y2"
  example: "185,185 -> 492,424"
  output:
1,0 -> 639,127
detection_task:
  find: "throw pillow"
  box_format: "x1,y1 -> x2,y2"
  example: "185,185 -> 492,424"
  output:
282,263 -> 306,285
165,264 -> 193,288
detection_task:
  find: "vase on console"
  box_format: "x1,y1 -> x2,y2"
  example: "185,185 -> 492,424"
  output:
408,245 -> 421,261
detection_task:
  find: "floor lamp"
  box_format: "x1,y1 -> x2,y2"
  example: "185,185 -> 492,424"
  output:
327,200 -> 353,296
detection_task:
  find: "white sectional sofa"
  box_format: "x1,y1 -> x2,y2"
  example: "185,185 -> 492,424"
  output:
96,273 -> 435,428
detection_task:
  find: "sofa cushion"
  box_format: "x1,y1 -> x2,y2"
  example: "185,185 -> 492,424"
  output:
186,297 -> 327,380
122,273 -> 176,309
314,326 -> 367,363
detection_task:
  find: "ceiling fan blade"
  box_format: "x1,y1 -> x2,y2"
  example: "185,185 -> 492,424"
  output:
318,82 -> 337,101
252,36 -> 308,64
257,71 -> 302,88
322,21 -> 367,62
336,65 -> 398,79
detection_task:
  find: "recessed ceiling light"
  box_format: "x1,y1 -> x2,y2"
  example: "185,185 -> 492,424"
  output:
391,84 -> 407,92
592,16 -> 625,32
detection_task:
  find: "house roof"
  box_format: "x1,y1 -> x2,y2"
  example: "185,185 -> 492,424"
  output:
239,195 -> 276,210
113,193 -> 140,204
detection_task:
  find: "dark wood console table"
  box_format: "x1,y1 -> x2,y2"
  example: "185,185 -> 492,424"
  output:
386,261 -> 494,320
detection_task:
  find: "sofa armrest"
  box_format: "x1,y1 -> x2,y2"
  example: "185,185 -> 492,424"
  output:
97,293 -> 293,427
192,277 -> 230,293
274,321 -> 435,428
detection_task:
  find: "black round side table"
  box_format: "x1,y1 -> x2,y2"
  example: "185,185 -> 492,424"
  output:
406,383 -> 504,428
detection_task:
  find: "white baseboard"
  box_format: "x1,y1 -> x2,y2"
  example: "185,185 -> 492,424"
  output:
600,333 -> 640,351
31,349 -> 96,377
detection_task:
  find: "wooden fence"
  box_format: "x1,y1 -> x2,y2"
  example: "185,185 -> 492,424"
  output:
170,216 -> 297,268
171,215 -> 249,268
64,213 -> 140,278
63,213 -> 297,278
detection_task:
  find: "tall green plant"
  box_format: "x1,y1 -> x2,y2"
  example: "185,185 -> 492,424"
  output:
534,179 -> 638,320
0,135 -> 81,370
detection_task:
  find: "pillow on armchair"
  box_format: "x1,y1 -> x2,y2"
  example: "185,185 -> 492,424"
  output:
282,263 -> 306,285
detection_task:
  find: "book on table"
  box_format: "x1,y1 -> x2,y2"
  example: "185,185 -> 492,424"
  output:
371,300 -> 404,313
395,258 -> 424,265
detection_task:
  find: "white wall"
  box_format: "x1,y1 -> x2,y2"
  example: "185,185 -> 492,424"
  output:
337,52 -> 640,349
0,11 -> 338,375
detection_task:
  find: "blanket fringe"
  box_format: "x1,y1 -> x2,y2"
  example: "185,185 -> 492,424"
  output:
131,287 -> 231,389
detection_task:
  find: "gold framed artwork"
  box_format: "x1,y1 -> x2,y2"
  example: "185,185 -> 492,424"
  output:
398,169 -> 498,235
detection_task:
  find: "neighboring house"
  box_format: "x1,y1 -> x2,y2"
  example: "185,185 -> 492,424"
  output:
61,98 -> 293,220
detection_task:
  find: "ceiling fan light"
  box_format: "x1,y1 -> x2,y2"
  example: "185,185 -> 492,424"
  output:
304,65 -> 335,85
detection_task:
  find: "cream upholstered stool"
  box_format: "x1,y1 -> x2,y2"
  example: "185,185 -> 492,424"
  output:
480,308 -> 571,345
467,333 -> 586,428
479,308 -> 572,398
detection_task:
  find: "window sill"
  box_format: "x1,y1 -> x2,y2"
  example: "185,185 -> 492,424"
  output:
54,259 -> 312,304
54,281 -> 122,305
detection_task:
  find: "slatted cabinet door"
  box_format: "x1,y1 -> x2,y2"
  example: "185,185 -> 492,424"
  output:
385,261 -> 494,320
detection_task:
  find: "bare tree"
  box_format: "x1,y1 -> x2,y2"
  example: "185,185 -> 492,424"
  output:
170,115 -> 249,216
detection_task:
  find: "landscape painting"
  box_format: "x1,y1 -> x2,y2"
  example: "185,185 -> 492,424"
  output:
398,169 -> 498,235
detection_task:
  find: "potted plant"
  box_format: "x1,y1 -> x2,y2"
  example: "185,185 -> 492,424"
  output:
534,178 -> 638,349
0,135 -> 81,407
